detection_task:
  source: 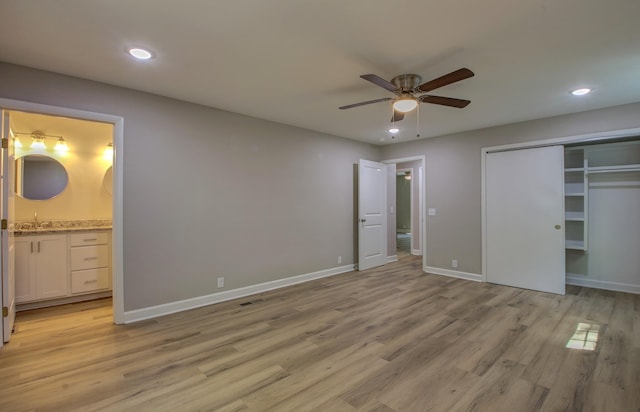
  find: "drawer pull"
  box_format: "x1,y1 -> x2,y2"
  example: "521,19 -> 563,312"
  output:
84,257 -> 98,261
84,280 -> 98,284
83,238 -> 98,242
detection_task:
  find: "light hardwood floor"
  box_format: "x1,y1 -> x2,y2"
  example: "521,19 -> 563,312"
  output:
1,255 -> 638,411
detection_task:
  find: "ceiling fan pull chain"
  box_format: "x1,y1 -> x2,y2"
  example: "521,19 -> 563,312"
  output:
416,104 -> 420,138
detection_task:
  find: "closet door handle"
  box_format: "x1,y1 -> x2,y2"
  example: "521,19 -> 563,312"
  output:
554,224 -> 561,230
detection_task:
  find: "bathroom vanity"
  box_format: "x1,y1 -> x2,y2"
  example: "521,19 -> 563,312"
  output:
14,222 -> 112,310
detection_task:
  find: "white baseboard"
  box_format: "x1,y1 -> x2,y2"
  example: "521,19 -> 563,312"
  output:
566,274 -> 640,294
123,264 -> 356,323
387,255 -> 398,263
411,249 -> 422,256
424,266 -> 482,282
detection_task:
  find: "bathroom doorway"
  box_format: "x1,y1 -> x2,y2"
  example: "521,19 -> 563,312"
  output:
0,98 -> 123,348
9,111 -> 114,330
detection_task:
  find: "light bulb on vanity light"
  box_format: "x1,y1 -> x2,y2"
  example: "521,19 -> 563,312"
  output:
13,138 -> 22,149
30,132 -> 46,149
55,137 -> 69,152
103,142 -> 114,161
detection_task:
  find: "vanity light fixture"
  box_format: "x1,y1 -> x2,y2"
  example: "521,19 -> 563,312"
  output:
13,138 -> 22,149
14,130 -> 66,151
55,137 -> 69,152
103,142 -> 114,161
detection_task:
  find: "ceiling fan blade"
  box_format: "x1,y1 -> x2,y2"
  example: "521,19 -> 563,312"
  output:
417,68 -> 475,93
391,111 -> 405,122
339,97 -> 392,110
360,74 -> 399,92
420,95 -> 471,108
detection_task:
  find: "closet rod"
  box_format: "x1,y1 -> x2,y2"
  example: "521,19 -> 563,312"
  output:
588,167 -> 640,174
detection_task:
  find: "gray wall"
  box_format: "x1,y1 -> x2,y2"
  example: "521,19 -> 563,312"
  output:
0,63 -> 379,311
380,102 -> 640,274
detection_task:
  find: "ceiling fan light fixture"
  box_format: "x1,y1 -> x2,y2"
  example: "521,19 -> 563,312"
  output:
393,97 -> 418,113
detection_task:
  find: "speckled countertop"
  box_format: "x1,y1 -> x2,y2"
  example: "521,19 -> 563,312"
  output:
14,219 -> 112,235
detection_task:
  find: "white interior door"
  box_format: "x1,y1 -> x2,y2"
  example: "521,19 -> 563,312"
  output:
358,159 -> 387,271
1,109 -> 16,343
486,146 -> 565,294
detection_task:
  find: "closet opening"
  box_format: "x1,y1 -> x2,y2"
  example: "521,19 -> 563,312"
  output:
563,139 -> 640,294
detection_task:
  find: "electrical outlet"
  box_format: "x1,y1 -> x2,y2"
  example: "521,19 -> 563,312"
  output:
338,256 -> 342,264
452,259 -> 458,269
217,277 -> 224,288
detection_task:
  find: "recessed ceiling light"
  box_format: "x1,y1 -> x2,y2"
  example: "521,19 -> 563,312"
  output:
128,48 -> 153,60
571,88 -> 591,96
389,128 -> 399,134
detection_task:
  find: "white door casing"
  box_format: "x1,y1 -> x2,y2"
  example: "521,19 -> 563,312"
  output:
1,110 -> 16,344
485,145 -> 565,295
358,159 -> 387,271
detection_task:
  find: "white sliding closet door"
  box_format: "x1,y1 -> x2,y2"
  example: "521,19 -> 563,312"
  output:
486,146 -> 565,294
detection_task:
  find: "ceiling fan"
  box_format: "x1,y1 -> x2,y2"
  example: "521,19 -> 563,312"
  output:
339,68 -> 474,122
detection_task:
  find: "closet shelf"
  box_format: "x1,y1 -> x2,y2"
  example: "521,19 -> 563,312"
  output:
564,167 -> 585,173
565,240 -> 586,250
565,212 -> 585,221
565,192 -> 584,197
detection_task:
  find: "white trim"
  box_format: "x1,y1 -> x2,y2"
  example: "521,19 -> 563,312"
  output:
411,249 -> 422,256
387,255 -> 398,263
0,98 -> 125,324
424,266 -> 482,282
123,264 -> 356,323
382,156 -> 424,164
566,274 -> 640,295
481,126 -> 640,284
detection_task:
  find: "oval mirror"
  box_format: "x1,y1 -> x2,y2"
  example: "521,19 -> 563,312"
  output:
103,166 -> 113,196
15,155 -> 69,200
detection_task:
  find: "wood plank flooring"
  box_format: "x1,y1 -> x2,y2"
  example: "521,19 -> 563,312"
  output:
1,255 -> 638,411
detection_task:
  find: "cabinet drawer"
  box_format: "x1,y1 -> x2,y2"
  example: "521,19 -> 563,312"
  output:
69,232 -> 109,247
71,268 -> 110,294
70,244 -> 109,271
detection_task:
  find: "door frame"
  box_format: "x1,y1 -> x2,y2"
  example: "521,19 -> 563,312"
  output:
382,155 -> 426,269
481,126 -> 640,282
0,98 -> 125,325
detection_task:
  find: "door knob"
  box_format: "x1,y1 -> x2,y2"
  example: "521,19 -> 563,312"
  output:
554,224 -> 561,230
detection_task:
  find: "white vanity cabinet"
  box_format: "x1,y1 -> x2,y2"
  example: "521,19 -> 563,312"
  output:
69,232 -> 111,294
15,234 -> 69,303
15,230 -> 111,307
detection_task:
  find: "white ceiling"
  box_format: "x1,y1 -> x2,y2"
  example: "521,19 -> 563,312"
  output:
1,0 -> 639,145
